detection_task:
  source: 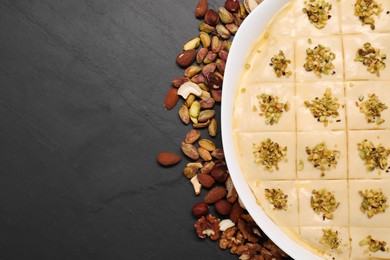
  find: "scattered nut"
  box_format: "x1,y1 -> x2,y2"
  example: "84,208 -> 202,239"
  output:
178,81 -> 203,99
157,152 -> 182,166
192,202 -> 209,217
190,175 -> 202,195
195,0 -> 208,18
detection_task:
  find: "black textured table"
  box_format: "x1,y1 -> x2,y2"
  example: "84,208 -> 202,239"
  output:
0,0 -> 238,259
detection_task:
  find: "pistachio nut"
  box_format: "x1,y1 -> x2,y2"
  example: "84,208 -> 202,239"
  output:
181,142 -> 200,160
204,51 -> 218,64
193,120 -> 211,128
184,65 -> 202,78
226,23 -> 238,34
200,90 -> 211,100
198,147 -> 213,161
208,118 -> 218,137
216,59 -> 226,75
216,24 -> 231,40
183,37 -> 201,51
202,63 -> 217,77
200,97 -> 215,109
198,22 -> 215,33
200,161 -> 215,174
172,76 -> 190,88
199,139 -> 216,151
211,36 -> 222,53
211,148 -> 224,160
223,41 -> 232,52
185,129 -> 201,144
183,166 -> 197,179
198,83 -> 209,91
211,89 -> 222,102
191,74 -> 206,84
189,100 -> 201,119
196,47 -> 208,64
179,104 -> 190,125
198,109 -> 215,122
185,93 -> 196,107
219,7 -> 234,24
218,49 -> 229,61
199,32 -> 211,48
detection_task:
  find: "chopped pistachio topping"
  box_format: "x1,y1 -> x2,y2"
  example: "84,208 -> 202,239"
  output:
298,159 -> 305,171
306,142 -> 340,176
359,188 -> 389,218
354,0 -> 383,30
359,235 -> 388,253
357,139 -> 390,171
311,189 -> 340,220
304,44 -> 336,78
257,94 -> 290,125
358,93 -> 388,125
269,50 -> 292,78
253,138 -> 287,172
265,188 -> 288,210
304,87 -> 341,127
319,228 -> 342,253
354,42 -> 387,76
302,0 -> 332,29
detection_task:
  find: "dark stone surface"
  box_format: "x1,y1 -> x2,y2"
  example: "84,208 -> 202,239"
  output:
0,0 -> 235,259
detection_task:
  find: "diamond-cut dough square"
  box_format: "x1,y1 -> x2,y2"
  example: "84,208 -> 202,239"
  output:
293,0 -> 341,36
348,130 -> 390,178
296,82 -> 346,131
346,81 -> 390,130
250,181 -> 299,226
297,180 -> 349,226
349,180 -> 390,227
237,132 -> 296,183
295,36 -> 343,82
233,83 -> 295,132
343,34 -> 390,80
299,226 -> 350,259
349,227 -> 390,259
244,37 -> 294,83
341,0 -> 390,34
267,2 -> 296,37
297,131 -> 348,179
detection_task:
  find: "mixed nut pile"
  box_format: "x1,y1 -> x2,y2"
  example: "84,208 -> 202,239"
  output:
157,0 -> 290,259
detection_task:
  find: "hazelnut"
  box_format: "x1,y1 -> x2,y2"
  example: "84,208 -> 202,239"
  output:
192,202 -> 209,217
215,199 -> 233,215
225,0 -> 240,12
211,163 -> 228,182
204,9 -> 219,26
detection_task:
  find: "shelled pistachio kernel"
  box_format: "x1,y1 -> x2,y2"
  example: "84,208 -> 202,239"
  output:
357,139 -> 390,171
359,188 -> 389,218
257,94 -> 290,125
302,0 -> 332,29
359,235 -> 388,253
253,138 -> 287,172
320,228 -> 342,253
304,44 -> 336,78
310,189 -> 340,220
355,42 -> 387,76
354,0 -> 383,30
269,50 -> 292,78
265,188 -> 288,210
304,87 -> 341,127
305,142 -> 340,176
358,93 -> 388,125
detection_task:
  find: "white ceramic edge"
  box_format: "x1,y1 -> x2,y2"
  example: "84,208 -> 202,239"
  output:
221,0 -> 322,259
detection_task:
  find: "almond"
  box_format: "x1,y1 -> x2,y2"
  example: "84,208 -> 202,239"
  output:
176,49 -> 197,68
164,88 -> 179,110
197,173 -> 215,189
157,152 -> 182,166
204,186 -> 227,204
230,201 -> 244,223
215,199 -> 233,215
195,0 -> 208,18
